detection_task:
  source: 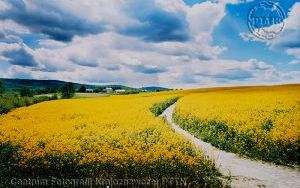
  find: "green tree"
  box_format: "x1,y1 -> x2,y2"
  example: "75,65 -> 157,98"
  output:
20,87 -> 33,97
50,93 -> 58,100
61,82 -> 75,99
0,80 -> 4,93
94,87 -> 104,93
78,85 -> 86,93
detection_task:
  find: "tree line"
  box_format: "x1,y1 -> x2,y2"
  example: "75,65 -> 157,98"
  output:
0,80 -> 75,99
0,81 -> 76,114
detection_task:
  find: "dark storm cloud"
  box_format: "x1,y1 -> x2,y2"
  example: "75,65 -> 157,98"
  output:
2,47 -> 37,67
0,0 -> 104,42
129,64 -> 167,74
121,1 -> 189,42
1,0 -> 189,43
70,58 -> 99,68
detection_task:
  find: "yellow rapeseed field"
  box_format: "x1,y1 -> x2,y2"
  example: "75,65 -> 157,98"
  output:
174,85 -> 300,165
0,93 -> 221,186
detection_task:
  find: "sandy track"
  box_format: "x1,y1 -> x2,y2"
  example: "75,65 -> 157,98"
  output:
160,104 -> 300,188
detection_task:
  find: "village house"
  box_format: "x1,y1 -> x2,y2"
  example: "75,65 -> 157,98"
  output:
104,87 -> 113,93
115,89 -> 126,93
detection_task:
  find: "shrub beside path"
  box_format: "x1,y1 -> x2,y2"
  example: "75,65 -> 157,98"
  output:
160,104 -> 300,188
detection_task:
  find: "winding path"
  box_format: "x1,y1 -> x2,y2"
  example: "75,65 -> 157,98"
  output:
160,104 -> 300,188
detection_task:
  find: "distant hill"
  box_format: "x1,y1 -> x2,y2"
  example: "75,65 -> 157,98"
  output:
0,78 -> 132,92
142,86 -> 170,92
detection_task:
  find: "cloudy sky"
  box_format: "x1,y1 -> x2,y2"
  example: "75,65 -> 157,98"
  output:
0,0 -> 299,88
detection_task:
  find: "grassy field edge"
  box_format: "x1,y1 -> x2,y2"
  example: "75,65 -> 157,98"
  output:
173,109 -> 300,167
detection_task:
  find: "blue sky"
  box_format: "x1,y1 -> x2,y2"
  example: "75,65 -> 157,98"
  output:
212,1 -> 298,71
0,0 -> 299,88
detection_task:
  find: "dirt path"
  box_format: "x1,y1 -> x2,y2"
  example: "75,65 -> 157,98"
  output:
160,104 -> 300,188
